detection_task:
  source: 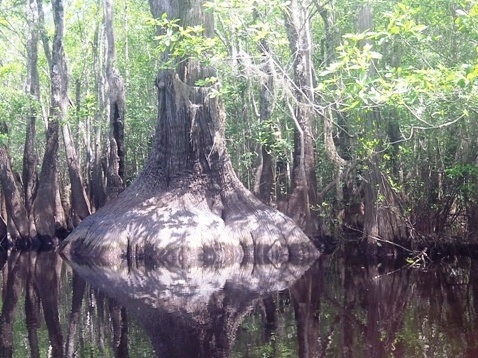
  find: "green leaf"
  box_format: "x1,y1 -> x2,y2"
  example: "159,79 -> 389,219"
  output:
412,24 -> 427,32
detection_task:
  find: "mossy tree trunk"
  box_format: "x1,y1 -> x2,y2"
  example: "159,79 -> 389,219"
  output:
62,0 -> 317,265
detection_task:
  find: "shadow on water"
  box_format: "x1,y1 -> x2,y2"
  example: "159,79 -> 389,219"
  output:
3,246 -> 478,357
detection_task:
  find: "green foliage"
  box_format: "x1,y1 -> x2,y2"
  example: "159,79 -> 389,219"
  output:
0,0 -> 478,237
445,164 -> 478,200
148,14 -> 222,69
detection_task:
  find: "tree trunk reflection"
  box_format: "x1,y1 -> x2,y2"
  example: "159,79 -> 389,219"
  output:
0,251 -> 25,358
35,251 -> 64,357
25,252 -> 40,358
65,271 -> 86,358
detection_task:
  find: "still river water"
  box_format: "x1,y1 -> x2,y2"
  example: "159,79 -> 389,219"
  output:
0,247 -> 477,357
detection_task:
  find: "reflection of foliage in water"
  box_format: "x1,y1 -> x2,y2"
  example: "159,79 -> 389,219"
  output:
233,295 -> 298,358
0,251 -> 156,357
4,250 -> 478,357
232,252 -> 478,357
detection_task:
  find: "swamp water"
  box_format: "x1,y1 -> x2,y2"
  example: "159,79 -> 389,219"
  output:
0,248 -> 477,357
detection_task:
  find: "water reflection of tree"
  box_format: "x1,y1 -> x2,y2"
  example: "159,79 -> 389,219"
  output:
408,257 -> 478,357
65,270 -> 86,357
65,281 -> 132,357
67,259 -> 312,358
0,251 -> 23,357
0,251 -> 64,358
285,253 -> 413,358
36,251 -> 64,356
285,253 -> 478,358
6,250 -> 478,357
0,250 -> 135,357
290,258 -> 324,357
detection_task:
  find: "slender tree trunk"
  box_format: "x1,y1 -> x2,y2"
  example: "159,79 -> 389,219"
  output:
23,0 -> 40,234
253,37 -> 274,205
283,0 -> 321,235
0,215 -> 7,242
357,7 -> 381,254
356,5 -> 408,254
90,24 -> 107,210
62,123 -> 91,221
75,79 -> 95,212
104,0 -> 125,200
38,0 -> 51,71
33,0 -> 68,239
316,3 -> 356,224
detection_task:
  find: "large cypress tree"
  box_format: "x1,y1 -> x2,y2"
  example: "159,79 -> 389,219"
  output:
62,0 -> 318,265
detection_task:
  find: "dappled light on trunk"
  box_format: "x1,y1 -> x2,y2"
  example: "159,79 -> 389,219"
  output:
61,0 -> 318,264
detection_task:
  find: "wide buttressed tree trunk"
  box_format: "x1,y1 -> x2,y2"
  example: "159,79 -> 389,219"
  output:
0,126 -> 30,240
62,0 -> 317,265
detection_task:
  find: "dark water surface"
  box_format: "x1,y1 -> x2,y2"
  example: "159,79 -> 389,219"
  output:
0,248 -> 477,357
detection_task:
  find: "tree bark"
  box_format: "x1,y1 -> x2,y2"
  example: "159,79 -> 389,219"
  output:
62,0 -> 317,265
0,216 -> 7,242
0,124 -> 31,240
0,148 -> 29,239
62,123 -> 91,220
37,0 -> 51,71
356,5 -> 408,254
283,0 -> 322,235
33,0 -> 68,239
89,25 -> 107,210
104,0 -> 126,198
23,0 -> 40,231
253,36 -> 274,206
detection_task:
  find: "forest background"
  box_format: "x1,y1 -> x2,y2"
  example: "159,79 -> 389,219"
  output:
1,0 -> 478,255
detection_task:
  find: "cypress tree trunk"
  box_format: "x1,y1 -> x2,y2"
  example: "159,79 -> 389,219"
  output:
283,0 -> 322,235
33,0 -> 68,239
0,136 -> 30,239
104,0 -> 126,199
62,123 -> 91,221
357,5 -> 408,255
23,0 -> 40,233
62,0 -> 317,265
253,37 -> 274,206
